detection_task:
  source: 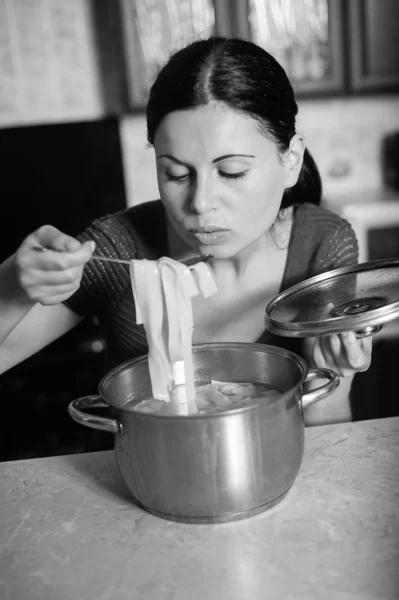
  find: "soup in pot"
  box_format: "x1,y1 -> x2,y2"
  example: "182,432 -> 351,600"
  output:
126,380 -> 282,416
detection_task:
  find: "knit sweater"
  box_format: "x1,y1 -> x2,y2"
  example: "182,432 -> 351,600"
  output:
65,200 -> 358,369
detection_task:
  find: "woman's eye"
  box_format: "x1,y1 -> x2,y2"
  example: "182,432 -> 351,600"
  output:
165,171 -> 190,183
164,169 -> 247,183
219,170 -> 247,180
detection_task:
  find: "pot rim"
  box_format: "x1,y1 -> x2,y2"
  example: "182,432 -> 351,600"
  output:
98,342 -> 309,420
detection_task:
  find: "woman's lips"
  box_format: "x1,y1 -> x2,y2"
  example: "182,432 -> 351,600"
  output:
189,228 -> 230,244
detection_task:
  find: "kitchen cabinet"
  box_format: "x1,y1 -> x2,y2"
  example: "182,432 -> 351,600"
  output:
120,0 -> 346,104
119,0 -> 232,108
225,0 -> 399,96
119,0 -> 399,107
236,0 -> 346,95
348,0 -> 399,92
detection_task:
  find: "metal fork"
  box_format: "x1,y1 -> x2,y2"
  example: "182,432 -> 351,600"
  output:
33,245 -> 212,267
90,254 -> 213,267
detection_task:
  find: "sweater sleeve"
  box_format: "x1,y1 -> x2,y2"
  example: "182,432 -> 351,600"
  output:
63,212 -> 138,317
310,217 -> 359,278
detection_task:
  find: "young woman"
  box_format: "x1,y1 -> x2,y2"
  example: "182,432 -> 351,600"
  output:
0,37 -> 372,425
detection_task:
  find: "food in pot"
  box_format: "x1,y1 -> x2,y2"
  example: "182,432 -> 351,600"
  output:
129,257 -> 217,415
127,380 -> 282,416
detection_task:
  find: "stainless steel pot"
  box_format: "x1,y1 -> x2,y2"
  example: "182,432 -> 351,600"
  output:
69,342 -> 338,524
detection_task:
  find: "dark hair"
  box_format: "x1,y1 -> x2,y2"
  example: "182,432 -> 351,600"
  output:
147,36 -> 321,208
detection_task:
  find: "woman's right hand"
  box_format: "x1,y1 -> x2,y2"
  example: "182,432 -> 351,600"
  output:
14,225 -> 95,305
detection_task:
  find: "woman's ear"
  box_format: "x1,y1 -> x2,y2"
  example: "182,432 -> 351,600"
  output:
283,134 -> 305,189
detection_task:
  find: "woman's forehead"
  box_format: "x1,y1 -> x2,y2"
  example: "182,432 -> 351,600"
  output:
154,104 -> 272,157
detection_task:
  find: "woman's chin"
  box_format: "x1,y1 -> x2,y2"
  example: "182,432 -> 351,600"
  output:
197,244 -> 238,261
180,232 -> 240,260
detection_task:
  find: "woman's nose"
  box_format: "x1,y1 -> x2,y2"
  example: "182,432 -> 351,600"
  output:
189,176 -> 219,214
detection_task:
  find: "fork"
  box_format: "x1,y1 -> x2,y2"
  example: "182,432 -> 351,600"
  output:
90,254 -> 213,267
32,245 -> 212,267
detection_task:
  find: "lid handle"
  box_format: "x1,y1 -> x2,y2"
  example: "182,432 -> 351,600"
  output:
354,325 -> 383,338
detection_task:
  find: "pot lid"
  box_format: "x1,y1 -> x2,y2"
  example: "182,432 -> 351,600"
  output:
265,258 -> 399,338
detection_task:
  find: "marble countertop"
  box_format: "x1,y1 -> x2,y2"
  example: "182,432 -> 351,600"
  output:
1,417 -> 398,600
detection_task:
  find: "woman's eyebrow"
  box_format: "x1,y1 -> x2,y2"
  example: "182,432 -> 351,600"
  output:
213,154 -> 255,163
156,153 -> 255,164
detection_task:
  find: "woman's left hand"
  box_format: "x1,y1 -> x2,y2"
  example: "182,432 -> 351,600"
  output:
304,332 -> 373,378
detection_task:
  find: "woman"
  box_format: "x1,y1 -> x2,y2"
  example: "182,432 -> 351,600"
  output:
0,37 -> 371,425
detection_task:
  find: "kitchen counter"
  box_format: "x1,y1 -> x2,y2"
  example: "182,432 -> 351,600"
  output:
1,417 -> 398,600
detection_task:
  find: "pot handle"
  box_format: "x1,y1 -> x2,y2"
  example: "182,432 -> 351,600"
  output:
68,395 -> 123,434
301,368 -> 340,410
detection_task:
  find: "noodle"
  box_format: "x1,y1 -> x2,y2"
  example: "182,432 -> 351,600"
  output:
129,257 -> 218,415
130,381 -> 282,415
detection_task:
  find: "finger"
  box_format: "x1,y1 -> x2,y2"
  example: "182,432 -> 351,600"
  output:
320,334 -> 349,375
29,225 -> 81,252
21,241 -> 94,271
310,336 -> 326,369
28,281 -> 81,302
314,334 -> 348,377
359,335 -> 373,353
339,332 -> 371,371
312,332 -> 372,377
325,333 -> 341,358
321,334 -> 353,377
20,265 -> 84,287
320,334 -> 340,365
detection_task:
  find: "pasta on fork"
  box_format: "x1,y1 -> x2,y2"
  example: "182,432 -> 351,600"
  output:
129,257 -> 217,415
